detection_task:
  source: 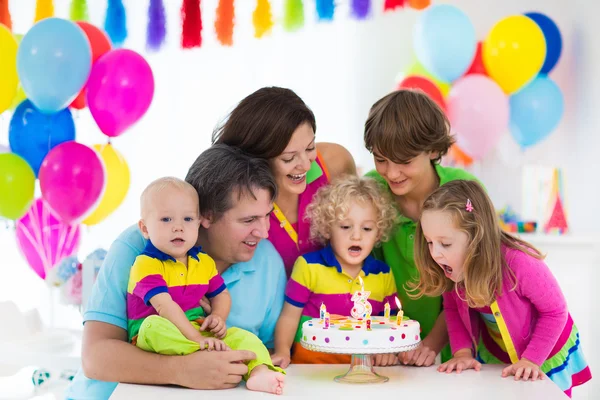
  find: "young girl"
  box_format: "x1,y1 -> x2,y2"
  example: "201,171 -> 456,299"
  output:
364,89 -> 479,365
411,180 -> 592,397
271,176 -> 399,367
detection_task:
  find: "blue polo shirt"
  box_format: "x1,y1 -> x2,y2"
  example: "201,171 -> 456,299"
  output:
65,225 -> 286,400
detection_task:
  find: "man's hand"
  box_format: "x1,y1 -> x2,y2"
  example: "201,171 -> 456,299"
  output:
197,337 -> 229,352
200,314 -> 227,338
373,353 -> 400,367
175,350 -> 257,389
399,341 -> 437,367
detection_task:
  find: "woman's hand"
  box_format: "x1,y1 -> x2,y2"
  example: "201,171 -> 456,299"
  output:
437,349 -> 481,373
502,358 -> 545,381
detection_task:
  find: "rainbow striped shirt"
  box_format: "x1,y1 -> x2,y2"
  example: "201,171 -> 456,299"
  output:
126,241 -> 226,341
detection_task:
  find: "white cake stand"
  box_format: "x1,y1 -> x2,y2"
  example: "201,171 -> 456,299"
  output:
300,340 -> 420,384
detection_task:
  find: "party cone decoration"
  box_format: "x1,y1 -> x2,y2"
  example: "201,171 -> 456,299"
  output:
253,0 -> 273,38
408,0 -> 430,10
35,0 -> 54,23
147,0 -> 167,51
283,0 -> 304,32
0,0 -> 12,30
69,0 -> 88,21
384,0 -> 405,11
104,0 -> 127,46
351,0 -> 370,19
215,0 -> 234,46
181,0 -> 202,48
316,0 -> 334,21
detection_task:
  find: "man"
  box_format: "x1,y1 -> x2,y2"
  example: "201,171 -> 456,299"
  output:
66,145 -> 287,399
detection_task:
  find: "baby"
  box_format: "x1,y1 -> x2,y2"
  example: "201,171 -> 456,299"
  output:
126,177 -> 285,394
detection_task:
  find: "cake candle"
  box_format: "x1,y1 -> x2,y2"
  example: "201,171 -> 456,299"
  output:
320,303 -> 326,323
366,312 -> 372,330
395,297 -> 403,325
324,312 -> 330,329
384,302 -> 391,321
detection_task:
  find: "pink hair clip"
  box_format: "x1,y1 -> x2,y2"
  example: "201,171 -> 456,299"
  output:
466,199 -> 474,212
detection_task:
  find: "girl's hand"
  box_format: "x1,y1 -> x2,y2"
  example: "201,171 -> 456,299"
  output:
400,342 -> 437,367
271,352 -> 291,369
373,353 -> 400,367
197,337 -> 230,352
502,358 -> 545,381
437,349 -> 481,374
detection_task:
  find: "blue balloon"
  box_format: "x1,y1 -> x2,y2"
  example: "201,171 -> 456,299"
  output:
17,18 -> 92,114
509,76 -> 563,148
525,12 -> 562,74
8,100 -> 76,176
414,5 -> 476,83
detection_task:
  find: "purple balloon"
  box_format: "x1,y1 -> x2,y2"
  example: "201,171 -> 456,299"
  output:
16,198 -> 81,280
87,49 -> 154,137
39,141 -> 106,223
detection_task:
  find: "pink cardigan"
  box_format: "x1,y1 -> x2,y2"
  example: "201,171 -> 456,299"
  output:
443,245 -> 568,366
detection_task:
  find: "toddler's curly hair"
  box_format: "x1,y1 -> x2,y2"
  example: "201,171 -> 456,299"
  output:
305,175 -> 397,245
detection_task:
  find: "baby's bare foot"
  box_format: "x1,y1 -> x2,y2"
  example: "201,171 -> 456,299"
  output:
246,365 -> 285,395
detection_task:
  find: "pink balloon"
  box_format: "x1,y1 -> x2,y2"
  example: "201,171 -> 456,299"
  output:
16,198 -> 81,279
39,141 -> 105,223
447,75 -> 509,160
87,49 -> 154,137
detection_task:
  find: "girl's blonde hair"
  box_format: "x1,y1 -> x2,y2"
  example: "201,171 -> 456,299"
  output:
408,180 -> 543,308
306,175 -> 397,245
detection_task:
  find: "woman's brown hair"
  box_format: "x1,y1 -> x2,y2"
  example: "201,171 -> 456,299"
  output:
364,89 -> 454,164
212,87 -> 316,159
408,180 -> 544,308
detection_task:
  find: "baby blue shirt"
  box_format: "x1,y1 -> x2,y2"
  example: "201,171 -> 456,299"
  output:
65,225 -> 286,400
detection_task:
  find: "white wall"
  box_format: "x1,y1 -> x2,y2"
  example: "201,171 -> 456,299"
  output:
0,0 -> 598,380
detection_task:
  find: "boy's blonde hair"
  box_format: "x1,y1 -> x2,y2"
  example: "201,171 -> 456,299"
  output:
364,89 -> 454,164
409,180 -> 543,308
305,175 -> 397,245
140,177 -> 199,218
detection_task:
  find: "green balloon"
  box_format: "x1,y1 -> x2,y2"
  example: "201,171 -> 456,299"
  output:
0,153 -> 35,220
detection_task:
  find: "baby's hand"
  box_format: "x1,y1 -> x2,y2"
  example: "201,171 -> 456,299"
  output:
437,349 -> 481,374
502,358 -> 545,381
200,314 -> 227,338
197,337 -> 229,352
373,353 -> 399,367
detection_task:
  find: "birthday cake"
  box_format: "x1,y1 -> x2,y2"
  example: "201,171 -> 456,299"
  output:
300,315 -> 421,354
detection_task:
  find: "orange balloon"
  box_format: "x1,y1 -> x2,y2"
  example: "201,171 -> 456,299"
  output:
409,0 -> 431,10
449,145 -> 473,166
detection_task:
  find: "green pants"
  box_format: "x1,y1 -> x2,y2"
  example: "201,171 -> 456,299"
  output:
135,315 -> 284,380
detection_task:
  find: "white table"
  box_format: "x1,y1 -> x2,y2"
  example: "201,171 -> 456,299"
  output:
110,364 -> 566,399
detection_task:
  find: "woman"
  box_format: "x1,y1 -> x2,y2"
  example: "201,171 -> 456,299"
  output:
213,87 -> 356,276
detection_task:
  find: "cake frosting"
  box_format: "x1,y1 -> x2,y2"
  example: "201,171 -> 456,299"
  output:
300,315 -> 421,354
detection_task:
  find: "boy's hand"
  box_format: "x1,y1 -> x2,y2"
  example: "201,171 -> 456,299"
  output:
437,349 -> 481,374
197,337 -> 229,352
373,353 -> 400,367
271,352 -> 291,369
200,314 -> 227,338
502,358 -> 545,381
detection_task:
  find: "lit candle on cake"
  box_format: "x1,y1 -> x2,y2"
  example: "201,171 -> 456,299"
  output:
320,303 -> 326,323
395,297 -> 403,325
384,302 -> 391,321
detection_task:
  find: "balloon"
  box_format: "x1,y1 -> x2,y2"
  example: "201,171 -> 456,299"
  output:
15,198 -> 81,280
464,41 -> 488,77
404,61 -> 451,97
0,24 -> 18,114
46,255 -> 80,287
397,75 -> 446,111
483,15 -> 546,94
70,22 -> 112,110
9,100 -> 76,176
0,153 -> 35,220
525,12 -> 562,74
87,49 -> 154,137
509,76 -> 564,148
82,143 -> 130,226
447,75 -> 509,160
414,5 -> 476,82
39,142 -> 106,224
17,18 -> 92,113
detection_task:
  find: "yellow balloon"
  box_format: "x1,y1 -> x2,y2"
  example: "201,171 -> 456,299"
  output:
83,144 -> 131,226
405,60 -> 451,97
0,25 -> 18,114
483,15 -> 546,94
